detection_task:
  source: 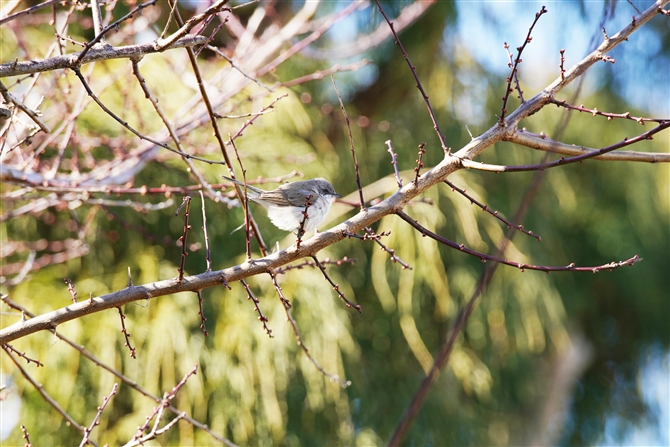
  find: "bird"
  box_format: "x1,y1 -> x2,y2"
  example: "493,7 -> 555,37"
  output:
221,176 -> 341,234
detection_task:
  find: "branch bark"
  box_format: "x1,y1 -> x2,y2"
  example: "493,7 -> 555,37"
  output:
0,35 -> 207,78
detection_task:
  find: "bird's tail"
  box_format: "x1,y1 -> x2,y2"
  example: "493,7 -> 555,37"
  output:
221,175 -> 264,196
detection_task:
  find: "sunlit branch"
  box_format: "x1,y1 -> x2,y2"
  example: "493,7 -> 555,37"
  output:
1,1 -> 668,347
385,140 -> 403,188
508,129 -> 670,163
0,36 -> 207,78
200,191 -> 213,272
154,0 -> 229,51
462,120 -> 670,172
77,0 -> 159,62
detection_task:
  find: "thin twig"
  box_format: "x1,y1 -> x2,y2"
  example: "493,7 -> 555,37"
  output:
443,179 -> 541,241
2,343 -> 44,367
413,142 -> 426,185
274,257 -> 356,275
227,94 -> 288,143
207,46 -> 274,91
199,191 -> 212,272
73,68 -> 225,165
504,42 -> 525,102
385,140 -> 403,188
64,278 -> 78,303
499,6 -> 548,124
131,59 -> 227,203
228,137 -> 253,261
311,255 -> 362,312
295,194 -> 314,249
396,210 -> 640,273
117,307 -> 136,358
75,0 -> 157,66
125,365 -> 199,447
0,0 -> 63,26
79,383 -> 118,447
154,0 -> 230,51
195,290 -> 208,336
559,49 -> 566,81
4,347 -> 88,437
548,98 -> 667,123
269,271 -> 351,388
345,228 -> 412,269
0,294 -> 234,446
332,75 -> 365,210
280,60 -> 371,88
374,0 -> 449,154
21,425 -> 32,447
366,228 -> 412,270
240,279 -> 272,337
175,196 -> 192,282
0,80 -> 51,133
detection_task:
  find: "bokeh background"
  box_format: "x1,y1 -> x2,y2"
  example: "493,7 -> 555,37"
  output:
1,0 -> 668,445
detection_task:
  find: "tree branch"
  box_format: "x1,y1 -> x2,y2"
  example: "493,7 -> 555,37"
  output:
508,129 -> 670,163
0,36 -> 207,78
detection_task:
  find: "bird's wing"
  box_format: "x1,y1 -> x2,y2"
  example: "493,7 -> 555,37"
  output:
256,189 -> 294,207
283,186 -> 318,207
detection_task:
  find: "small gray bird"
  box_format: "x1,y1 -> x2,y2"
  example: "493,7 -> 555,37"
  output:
221,176 -> 341,233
